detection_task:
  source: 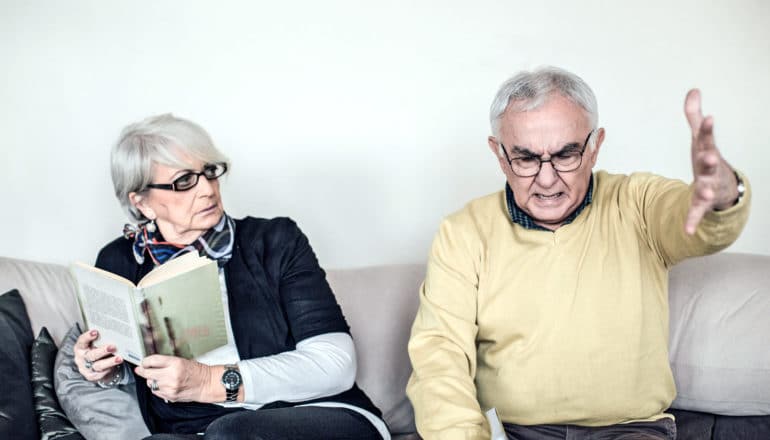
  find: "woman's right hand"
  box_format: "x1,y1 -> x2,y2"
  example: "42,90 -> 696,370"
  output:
74,329 -> 124,383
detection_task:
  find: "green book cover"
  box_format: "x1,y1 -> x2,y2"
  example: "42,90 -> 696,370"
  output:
71,253 -> 228,364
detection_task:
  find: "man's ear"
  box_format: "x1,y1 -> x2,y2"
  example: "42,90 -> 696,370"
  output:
588,128 -> 606,167
488,136 -> 507,168
129,192 -> 155,220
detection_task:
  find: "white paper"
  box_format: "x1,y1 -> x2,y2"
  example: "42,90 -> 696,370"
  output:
485,407 -> 507,440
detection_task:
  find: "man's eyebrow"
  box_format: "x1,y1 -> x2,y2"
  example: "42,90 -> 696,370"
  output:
555,142 -> 582,154
511,142 -> 581,157
510,145 -> 538,156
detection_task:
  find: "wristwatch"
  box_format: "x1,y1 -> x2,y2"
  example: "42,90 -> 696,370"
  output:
221,364 -> 242,403
733,170 -> 746,206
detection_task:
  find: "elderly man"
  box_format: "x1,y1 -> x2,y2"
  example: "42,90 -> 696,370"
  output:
406,67 -> 750,440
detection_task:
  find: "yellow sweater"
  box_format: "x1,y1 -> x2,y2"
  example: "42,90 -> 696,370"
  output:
407,171 -> 751,440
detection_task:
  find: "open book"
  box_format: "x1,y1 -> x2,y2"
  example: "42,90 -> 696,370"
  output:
70,253 -> 228,364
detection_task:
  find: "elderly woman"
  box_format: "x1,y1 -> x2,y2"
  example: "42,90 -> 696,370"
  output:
72,114 -> 389,439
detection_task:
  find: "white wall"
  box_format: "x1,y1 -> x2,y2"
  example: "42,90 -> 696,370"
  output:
1,0 -> 768,268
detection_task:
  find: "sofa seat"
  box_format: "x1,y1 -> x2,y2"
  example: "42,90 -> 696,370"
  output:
1,252 -> 770,439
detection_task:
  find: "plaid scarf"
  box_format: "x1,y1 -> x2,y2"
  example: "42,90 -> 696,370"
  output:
124,214 -> 235,267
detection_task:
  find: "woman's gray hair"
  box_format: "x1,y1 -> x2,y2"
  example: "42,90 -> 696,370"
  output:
111,113 -> 229,222
489,66 -> 599,147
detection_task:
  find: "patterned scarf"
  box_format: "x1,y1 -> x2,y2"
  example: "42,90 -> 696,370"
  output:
123,213 -> 235,267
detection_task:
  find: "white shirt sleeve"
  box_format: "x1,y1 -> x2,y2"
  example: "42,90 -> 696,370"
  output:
237,332 -> 357,405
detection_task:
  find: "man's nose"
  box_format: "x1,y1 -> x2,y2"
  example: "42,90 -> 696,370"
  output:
534,160 -> 559,186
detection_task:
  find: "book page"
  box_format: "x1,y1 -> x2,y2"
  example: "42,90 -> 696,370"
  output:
140,259 -> 228,359
70,263 -> 146,364
485,408 -> 507,440
138,252 -> 211,288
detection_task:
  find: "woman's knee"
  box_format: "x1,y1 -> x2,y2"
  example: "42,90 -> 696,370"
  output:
205,412 -> 266,440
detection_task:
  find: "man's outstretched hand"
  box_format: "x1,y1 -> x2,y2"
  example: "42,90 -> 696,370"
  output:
684,89 -> 740,235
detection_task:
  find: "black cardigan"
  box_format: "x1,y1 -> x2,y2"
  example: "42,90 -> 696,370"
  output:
95,216 -> 381,434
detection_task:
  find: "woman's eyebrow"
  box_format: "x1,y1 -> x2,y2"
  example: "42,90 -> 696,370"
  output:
170,168 -> 196,179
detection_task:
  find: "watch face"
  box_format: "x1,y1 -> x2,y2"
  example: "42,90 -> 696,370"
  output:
221,369 -> 242,391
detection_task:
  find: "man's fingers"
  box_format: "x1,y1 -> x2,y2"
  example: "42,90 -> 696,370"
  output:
684,88 -> 703,136
686,181 -> 717,234
695,115 -> 716,153
685,203 -> 708,235
693,150 -> 720,177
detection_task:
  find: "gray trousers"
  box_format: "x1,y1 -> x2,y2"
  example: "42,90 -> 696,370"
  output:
504,417 -> 676,440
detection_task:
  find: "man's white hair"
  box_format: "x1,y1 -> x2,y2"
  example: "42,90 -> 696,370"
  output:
489,66 -> 599,149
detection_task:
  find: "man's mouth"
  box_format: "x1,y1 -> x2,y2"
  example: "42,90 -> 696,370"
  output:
534,192 -> 564,200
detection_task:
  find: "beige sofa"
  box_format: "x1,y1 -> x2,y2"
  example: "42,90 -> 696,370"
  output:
2,252 -> 770,439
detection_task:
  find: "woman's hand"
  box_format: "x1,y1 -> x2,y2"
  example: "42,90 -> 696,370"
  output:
74,329 -> 124,382
134,355 -> 220,403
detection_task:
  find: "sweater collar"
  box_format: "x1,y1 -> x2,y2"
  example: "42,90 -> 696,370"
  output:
505,175 -> 594,231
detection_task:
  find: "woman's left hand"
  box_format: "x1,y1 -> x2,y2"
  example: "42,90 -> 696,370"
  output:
134,355 -> 216,403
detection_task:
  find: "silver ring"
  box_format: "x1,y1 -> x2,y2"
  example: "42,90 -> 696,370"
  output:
84,353 -> 94,371
151,379 -> 159,391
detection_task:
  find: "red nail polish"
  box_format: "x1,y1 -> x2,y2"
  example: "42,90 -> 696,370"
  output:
90,330 -> 97,336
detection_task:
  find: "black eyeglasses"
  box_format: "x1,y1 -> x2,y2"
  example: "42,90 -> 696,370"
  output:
499,131 -> 594,178
146,162 -> 228,191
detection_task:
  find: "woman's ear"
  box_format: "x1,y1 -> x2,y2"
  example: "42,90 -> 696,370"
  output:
129,192 -> 155,220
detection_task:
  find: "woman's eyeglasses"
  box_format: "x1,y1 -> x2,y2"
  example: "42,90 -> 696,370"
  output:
146,162 -> 228,192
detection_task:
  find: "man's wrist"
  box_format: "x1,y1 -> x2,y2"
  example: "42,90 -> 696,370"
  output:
714,169 -> 744,211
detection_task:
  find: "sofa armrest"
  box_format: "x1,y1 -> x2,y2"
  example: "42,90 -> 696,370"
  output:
0,257 -> 81,346
669,252 -> 770,416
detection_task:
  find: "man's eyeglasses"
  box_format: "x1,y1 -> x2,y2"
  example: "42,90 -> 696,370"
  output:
146,162 -> 228,192
499,131 -> 594,178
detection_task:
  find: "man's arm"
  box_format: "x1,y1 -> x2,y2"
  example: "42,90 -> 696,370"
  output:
406,217 -> 490,440
636,89 -> 751,266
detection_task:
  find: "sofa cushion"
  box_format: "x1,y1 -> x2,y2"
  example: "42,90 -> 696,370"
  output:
669,252 -> 770,415
327,264 -> 425,435
54,324 -> 150,439
31,327 -> 84,440
0,257 -> 81,346
0,289 -> 39,439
